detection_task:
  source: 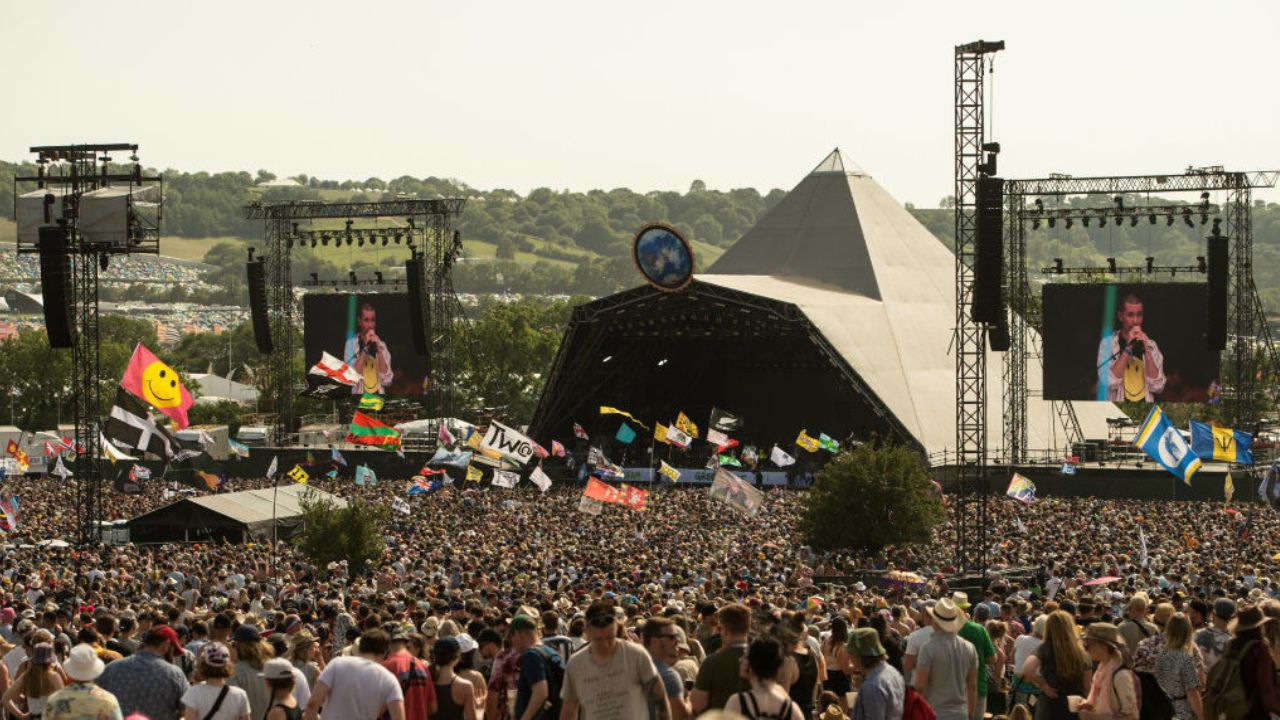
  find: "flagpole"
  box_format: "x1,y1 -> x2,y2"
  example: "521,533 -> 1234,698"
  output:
271,471 -> 280,585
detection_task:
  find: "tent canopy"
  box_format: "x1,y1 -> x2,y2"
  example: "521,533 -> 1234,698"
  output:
127,484 -> 346,544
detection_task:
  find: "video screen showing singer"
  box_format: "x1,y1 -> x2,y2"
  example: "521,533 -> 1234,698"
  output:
343,302 -> 393,395
1096,293 -> 1166,402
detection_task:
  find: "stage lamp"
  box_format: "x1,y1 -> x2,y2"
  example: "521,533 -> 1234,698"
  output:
1200,212 -> 1208,225
1115,215 -> 1123,227
1201,191 -> 1211,205
1053,258 -> 1064,274
1098,213 -> 1106,226
1048,217 -> 1056,229
1065,218 -> 1074,229
285,237 -> 293,249
1166,215 -> 1175,227
1032,218 -> 1041,230
1197,256 -> 1207,272
358,236 -> 365,248
310,272 -> 319,284
374,271 -> 384,284
382,236 -> 389,247
394,233 -> 403,244
346,234 -> 354,246
1082,216 -> 1090,228
310,237 -> 318,249
1149,213 -> 1157,225
1107,257 -> 1117,274
1146,257 -> 1154,273
657,358 -> 669,367
1183,208 -> 1194,227
349,271 -> 358,285
1114,196 -> 1125,211
1130,215 -> 1139,227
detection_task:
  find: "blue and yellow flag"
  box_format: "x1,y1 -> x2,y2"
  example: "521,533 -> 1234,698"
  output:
1136,405 -> 1202,485
1189,420 -> 1254,465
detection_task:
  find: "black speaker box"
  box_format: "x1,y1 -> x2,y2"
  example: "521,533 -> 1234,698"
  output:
406,257 -> 430,356
247,260 -> 273,353
971,175 -> 1004,324
37,226 -> 75,348
1206,235 -> 1228,351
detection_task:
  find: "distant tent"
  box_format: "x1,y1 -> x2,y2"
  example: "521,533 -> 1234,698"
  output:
126,484 -> 346,544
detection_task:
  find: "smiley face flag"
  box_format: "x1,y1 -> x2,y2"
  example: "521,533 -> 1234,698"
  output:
121,343 -> 194,428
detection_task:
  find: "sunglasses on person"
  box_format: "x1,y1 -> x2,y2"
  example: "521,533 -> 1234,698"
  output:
586,615 -> 616,628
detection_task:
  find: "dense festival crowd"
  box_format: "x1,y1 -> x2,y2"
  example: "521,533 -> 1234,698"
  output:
0,472 -> 1278,720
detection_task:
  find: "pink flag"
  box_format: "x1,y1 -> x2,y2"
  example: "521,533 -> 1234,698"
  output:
438,423 -> 456,448
551,440 -> 566,458
120,343 -> 194,428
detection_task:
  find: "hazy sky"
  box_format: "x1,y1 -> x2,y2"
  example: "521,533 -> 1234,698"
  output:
3,0 -> 1278,205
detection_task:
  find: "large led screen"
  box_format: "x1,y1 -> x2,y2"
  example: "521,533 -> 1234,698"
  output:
1042,283 -> 1220,403
303,293 -> 428,396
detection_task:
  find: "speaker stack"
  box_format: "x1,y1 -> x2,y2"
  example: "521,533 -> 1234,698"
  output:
247,259 -> 273,353
37,226 -> 75,348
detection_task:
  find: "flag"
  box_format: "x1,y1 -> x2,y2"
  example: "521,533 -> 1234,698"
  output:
395,445 -> 405,459
1005,473 -> 1036,505
120,343 -> 194,428
675,412 -> 699,439
418,465 -> 448,478
664,424 -> 692,449
480,420 -> 537,466
465,464 -> 483,483
795,430 -> 820,452
358,393 -> 384,412
600,406 -> 647,428
326,468 -> 338,479
551,440 -> 566,458
100,434 -> 137,463
1135,405 -> 1201,485
265,455 -> 278,479
708,407 -> 744,433
1259,466 -> 1280,519
287,464 -> 310,484
770,445 -> 796,467
302,352 -> 362,398
818,433 -> 841,453
615,423 -> 637,444
59,435 -> 73,452
428,447 -> 473,469
491,469 -> 519,489
129,464 -> 151,482
331,447 -> 347,466
408,475 -> 443,496
438,423 -> 456,448
530,465 -> 552,493
1190,420 -> 1254,465
584,477 -> 622,504
113,470 -> 144,496
1139,526 -> 1149,567
706,428 -> 729,449
654,423 -> 670,445
619,483 -> 648,511
391,497 -> 411,515
4,441 -> 29,472
354,465 -> 376,487
573,423 -> 589,440
1225,474 -> 1235,502
347,411 -> 401,450
196,429 -> 215,447
710,468 -> 764,517
531,441 -> 550,459
106,387 -> 181,460
52,456 -> 71,479
718,454 -> 743,468
578,494 -> 604,516
658,460 -> 681,483
43,441 -> 55,459
741,446 -> 758,467
0,494 -> 20,532
227,438 -> 250,458
592,463 -> 624,481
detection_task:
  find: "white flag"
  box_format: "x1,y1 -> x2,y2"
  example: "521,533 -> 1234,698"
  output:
391,497 -> 411,515
52,456 -> 72,479
770,445 -> 795,467
530,465 -> 552,493
266,455 -> 279,479
706,428 -> 729,448
1139,527 -> 1149,568
480,420 -> 537,466
664,424 -> 692,448
578,494 -> 604,516
100,434 -> 137,462
492,469 -> 520,488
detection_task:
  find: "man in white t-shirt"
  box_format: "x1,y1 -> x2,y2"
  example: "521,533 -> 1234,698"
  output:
304,629 -> 405,720
901,601 -> 935,686
561,601 -> 667,720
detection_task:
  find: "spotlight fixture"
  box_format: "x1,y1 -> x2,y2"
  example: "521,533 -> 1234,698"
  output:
382,236 -> 389,247
285,237 -> 293,249
1200,212 -> 1208,225
1115,215 -> 1123,227
374,271 -> 384,284
1149,213 -> 1157,225
1032,218 -> 1041,230
1098,213 -> 1106,226
394,233 -> 403,244
1034,198 -> 1044,213
1082,216 -> 1090,228
358,236 -> 364,248
346,234 -> 354,246
349,271 -> 358,285
1066,218 -> 1074,229
1114,196 -> 1125,211
1047,217 -> 1056,229
1183,208 -> 1194,227
1166,215 -> 1175,227
310,237 -> 318,248
1145,257 -> 1154,273
310,272 -> 319,284
1197,256 -> 1207,273
1053,258 -> 1064,274
1130,215 -> 1139,227
657,358 -> 669,367
1200,191 -> 1211,205
1107,257 -> 1117,274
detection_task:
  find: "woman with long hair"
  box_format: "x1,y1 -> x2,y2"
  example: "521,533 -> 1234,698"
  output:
821,618 -> 854,713
181,642 -> 251,720
2,642 -> 63,719
227,626 -> 274,720
1021,611 -> 1092,720
726,637 -> 805,720
285,630 -> 322,691
1154,613 -> 1202,720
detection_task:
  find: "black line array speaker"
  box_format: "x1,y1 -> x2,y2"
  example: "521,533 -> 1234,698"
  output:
1206,234 -> 1229,351
406,257 -> 430,356
37,226 -> 75,348
971,175 -> 1004,324
246,260 -> 273,354
988,310 -> 1010,352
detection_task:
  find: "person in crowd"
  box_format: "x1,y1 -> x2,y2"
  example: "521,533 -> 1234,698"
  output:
643,617 -> 691,720
303,629 -> 404,720
1216,604 -> 1280,719
1021,611 -> 1089,720
955,596 -> 996,720
819,617 -> 854,714
381,624 -> 435,720
96,625 -> 190,720
692,604 -> 751,714
1009,614 -> 1045,709
1154,612 -> 1203,720
724,637 -> 804,720
848,627 -> 903,720
1193,598 -> 1234,672
561,601 -> 665,720
260,658 -> 303,720
1,641 -> 62,719
180,642 -> 251,720
228,624 -> 274,720
429,637 -> 477,720
44,644 -> 121,720
453,633 -> 487,717
914,598 -> 978,720
287,629 -> 323,691
1077,623 -> 1138,720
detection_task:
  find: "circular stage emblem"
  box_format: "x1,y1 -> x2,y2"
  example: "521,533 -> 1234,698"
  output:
632,223 -> 695,292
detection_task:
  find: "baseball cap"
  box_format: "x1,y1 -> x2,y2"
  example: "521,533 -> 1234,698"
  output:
146,625 -> 181,648
260,657 -> 294,680
199,642 -> 231,668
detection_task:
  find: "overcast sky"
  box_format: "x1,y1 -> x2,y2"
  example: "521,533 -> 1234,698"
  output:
3,0 -> 1278,205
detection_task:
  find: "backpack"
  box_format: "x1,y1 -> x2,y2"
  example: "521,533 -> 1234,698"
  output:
1134,670 -> 1170,719
542,636 -> 576,668
1203,639 -> 1257,720
531,644 -> 567,720
902,686 -> 937,720
1111,665 -> 1142,718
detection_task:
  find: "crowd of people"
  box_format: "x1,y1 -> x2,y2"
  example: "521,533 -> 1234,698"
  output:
0,470 -> 1278,719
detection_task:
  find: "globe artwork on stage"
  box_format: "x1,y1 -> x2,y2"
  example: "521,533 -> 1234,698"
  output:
632,223 -> 695,291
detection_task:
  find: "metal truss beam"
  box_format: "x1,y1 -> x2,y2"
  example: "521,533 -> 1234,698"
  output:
1005,170 -> 1278,196
244,199 -> 465,220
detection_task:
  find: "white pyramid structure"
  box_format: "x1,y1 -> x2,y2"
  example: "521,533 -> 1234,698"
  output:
702,149 -> 1117,458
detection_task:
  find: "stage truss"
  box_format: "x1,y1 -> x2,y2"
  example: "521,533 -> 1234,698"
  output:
243,199 -> 466,440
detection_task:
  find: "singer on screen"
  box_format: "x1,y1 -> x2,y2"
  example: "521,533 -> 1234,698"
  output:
1097,292 -> 1166,402
344,302 -> 393,394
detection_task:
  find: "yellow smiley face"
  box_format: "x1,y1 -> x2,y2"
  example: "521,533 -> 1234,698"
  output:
141,360 -> 182,408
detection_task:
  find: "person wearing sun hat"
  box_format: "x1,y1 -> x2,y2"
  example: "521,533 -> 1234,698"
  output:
1212,604 -> 1280,718
43,643 -> 121,720
848,627 -> 904,720
914,598 -> 978,720
1077,623 -> 1138,719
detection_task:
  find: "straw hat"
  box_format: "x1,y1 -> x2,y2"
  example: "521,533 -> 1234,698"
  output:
1082,623 -> 1125,653
929,598 -> 965,633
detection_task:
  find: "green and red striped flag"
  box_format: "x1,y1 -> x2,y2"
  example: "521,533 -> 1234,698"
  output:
347,411 -> 401,450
